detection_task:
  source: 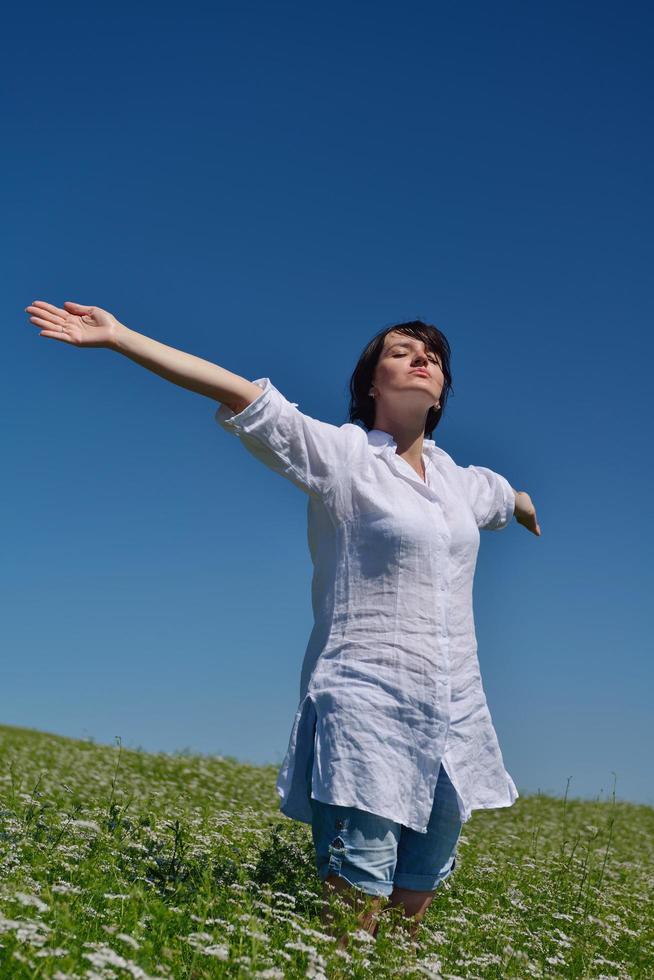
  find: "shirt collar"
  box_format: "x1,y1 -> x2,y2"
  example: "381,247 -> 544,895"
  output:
366,428 -> 445,459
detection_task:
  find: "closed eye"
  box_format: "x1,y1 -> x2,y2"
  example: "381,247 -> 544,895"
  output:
393,352 -> 440,365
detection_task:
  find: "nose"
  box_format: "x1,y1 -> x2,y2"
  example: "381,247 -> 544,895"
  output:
412,352 -> 429,368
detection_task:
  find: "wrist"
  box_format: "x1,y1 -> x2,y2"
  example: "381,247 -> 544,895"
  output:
108,321 -> 132,353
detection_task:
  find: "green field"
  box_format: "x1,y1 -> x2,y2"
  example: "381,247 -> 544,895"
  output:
0,724 -> 651,978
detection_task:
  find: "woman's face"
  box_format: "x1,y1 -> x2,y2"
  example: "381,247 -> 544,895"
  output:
371,331 -> 444,414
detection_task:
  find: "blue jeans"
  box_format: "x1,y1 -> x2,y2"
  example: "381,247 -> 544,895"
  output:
309,760 -> 463,898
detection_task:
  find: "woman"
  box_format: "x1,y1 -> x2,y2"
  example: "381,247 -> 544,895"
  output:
24,300 -> 540,947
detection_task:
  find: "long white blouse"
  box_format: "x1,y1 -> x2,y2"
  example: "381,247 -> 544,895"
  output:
216,377 -> 519,833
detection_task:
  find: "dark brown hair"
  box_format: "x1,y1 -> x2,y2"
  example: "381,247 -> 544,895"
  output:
347,320 -> 453,438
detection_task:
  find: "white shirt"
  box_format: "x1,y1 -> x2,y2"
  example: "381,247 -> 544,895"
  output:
216,377 -> 519,833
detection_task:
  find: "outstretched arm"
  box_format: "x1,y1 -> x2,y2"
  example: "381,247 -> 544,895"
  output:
25,300 -> 261,412
511,487 -> 541,536
459,463 -> 541,537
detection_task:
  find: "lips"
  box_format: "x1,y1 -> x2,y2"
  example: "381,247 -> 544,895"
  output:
410,370 -> 430,377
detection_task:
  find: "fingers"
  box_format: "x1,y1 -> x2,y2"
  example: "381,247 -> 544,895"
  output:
26,306 -> 64,326
39,330 -> 72,344
28,300 -> 67,317
30,315 -> 63,330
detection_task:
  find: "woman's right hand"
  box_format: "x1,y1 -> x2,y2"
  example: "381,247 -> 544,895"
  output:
25,300 -> 123,349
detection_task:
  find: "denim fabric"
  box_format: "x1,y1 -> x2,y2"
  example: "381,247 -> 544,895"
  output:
309,759 -> 463,898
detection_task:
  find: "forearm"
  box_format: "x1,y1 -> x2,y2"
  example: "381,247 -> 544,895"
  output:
511,487 -> 527,519
110,324 -> 245,403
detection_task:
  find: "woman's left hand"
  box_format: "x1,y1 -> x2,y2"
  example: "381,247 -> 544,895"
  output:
513,491 -> 541,536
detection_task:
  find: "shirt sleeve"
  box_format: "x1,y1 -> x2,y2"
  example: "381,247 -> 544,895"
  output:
214,377 -> 352,500
459,464 -> 515,531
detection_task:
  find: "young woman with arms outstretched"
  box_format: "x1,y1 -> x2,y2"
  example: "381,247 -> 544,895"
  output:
24,299 -> 540,948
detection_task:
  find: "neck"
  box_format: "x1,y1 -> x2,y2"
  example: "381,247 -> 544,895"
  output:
372,414 -> 429,467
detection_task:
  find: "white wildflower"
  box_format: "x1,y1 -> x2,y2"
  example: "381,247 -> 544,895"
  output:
183,931 -> 213,948
203,944 -> 229,959
84,947 -> 130,970
14,891 -> 49,912
0,914 -> 22,934
416,956 -> 443,978
509,892 -> 528,910
70,819 -> 101,832
305,964 -> 328,979
83,943 -> 165,979
272,891 -> 296,903
116,933 -> 141,949
15,919 -> 51,947
287,923 -> 331,942
253,900 -> 274,913
286,940 -> 318,954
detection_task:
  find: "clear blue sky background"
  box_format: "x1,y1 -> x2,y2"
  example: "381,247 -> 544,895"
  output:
3,1 -> 652,810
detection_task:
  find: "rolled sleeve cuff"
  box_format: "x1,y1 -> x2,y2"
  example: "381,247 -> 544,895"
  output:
215,377 -> 292,436
494,473 -> 516,530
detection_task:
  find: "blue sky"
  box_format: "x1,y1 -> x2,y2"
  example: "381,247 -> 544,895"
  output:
4,1 -> 652,811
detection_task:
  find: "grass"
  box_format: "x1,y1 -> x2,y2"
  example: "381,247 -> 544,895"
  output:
0,724 -> 652,978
